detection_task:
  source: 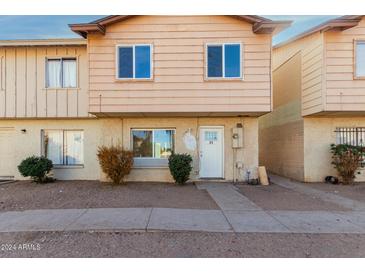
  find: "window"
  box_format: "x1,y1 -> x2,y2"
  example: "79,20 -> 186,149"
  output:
336,127 -> 365,147
206,43 -> 242,79
117,45 -> 152,79
355,41 -> 365,78
46,58 -> 77,88
132,129 -> 175,158
336,127 -> 365,166
43,130 -> 84,166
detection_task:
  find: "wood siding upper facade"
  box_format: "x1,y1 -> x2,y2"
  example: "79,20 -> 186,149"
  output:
324,17 -> 365,112
0,45 -> 89,118
87,16 -> 273,116
273,16 -> 365,116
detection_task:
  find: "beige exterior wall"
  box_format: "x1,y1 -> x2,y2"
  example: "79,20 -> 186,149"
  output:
304,116 -> 365,182
273,32 -> 325,116
0,45 -> 89,118
324,17 -> 365,112
88,15 -> 272,115
259,52 -> 304,181
0,116 -> 258,182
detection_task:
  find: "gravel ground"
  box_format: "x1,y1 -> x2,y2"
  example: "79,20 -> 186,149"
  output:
0,181 -> 219,211
0,231 -> 364,258
306,182 -> 365,203
235,183 -> 348,211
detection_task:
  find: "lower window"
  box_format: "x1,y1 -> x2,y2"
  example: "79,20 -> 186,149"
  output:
131,129 -> 175,167
335,127 -> 365,147
42,130 -> 84,166
335,127 -> 365,166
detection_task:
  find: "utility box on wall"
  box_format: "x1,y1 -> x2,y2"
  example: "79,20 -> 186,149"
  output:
232,126 -> 243,148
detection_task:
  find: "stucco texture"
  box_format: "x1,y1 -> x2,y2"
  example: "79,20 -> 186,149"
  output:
304,117 -> 365,183
0,117 -> 258,182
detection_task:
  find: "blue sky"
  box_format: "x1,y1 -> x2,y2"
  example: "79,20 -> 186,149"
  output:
0,15 -> 340,45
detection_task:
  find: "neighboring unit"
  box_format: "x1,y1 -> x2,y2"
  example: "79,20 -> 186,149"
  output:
260,16 -> 365,183
0,15 -> 289,182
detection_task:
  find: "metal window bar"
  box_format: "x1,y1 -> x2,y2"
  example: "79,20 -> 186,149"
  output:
335,127 -> 365,166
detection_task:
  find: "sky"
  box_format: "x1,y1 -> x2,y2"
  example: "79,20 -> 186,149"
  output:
0,15 -> 340,45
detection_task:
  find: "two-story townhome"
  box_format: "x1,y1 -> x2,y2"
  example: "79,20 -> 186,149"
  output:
260,15 -> 365,183
0,15 -> 289,182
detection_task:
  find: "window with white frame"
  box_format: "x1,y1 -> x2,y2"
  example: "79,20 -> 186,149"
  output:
46,58 -> 77,88
355,41 -> 365,78
206,43 -> 242,79
117,45 -> 152,79
43,130 -> 84,166
131,129 -> 175,159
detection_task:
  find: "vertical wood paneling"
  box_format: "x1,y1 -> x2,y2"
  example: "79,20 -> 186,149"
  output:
26,48 -> 37,117
16,48 -> 26,117
5,48 -> 16,117
0,49 -> 5,116
0,45 -> 88,118
68,89 -> 78,116
36,47 -> 47,117
78,47 -> 89,116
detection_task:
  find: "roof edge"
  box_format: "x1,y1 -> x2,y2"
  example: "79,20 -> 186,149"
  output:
70,15 -> 292,37
274,15 -> 363,49
0,38 -> 87,47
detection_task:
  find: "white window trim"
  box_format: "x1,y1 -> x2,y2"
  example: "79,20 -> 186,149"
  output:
116,44 -> 153,80
45,57 -> 78,89
355,40 -> 365,79
205,42 -> 243,80
42,129 -> 84,167
131,128 -> 176,159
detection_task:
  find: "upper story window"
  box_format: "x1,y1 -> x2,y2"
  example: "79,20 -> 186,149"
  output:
355,41 -> 365,78
46,58 -> 77,88
117,44 -> 152,80
206,43 -> 242,79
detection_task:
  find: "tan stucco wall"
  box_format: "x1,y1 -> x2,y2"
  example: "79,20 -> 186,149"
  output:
304,117 -> 365,183
0,116 -> 258,182
259,51 -> 304,181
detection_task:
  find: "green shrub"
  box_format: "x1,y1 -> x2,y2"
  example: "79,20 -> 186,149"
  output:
18,156 -> 53,183
330,144 -> 365,184
97,145 -> 134,184
168,153 -> 193,184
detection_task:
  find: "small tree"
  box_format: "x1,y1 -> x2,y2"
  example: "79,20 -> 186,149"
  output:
330,144 -> 365,184
168,153 -> 193,185
97,145 -> 134,184
18,156 -> 53,183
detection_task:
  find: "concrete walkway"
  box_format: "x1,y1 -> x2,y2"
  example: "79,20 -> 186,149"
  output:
1,179 -> 365,234
1,207 -> 365,234
269,173 -> 365,211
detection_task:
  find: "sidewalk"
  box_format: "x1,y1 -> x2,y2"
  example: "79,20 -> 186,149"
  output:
1,206 -> 365,234
1,178 -> 365,234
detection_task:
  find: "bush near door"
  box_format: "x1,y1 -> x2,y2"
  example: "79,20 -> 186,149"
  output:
168,153 -> 193,185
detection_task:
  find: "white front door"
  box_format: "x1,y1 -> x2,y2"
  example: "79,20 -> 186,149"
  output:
199,127 -> 224,178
